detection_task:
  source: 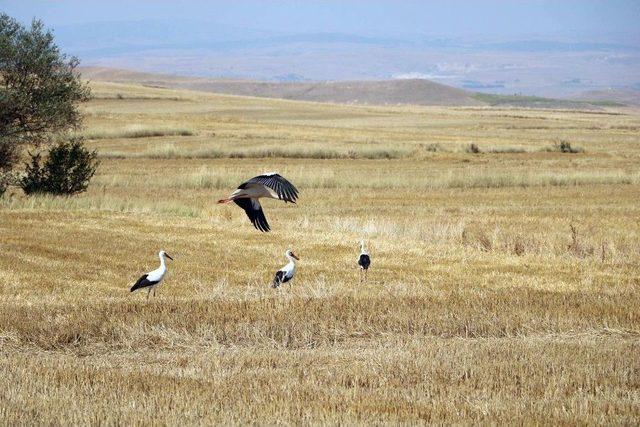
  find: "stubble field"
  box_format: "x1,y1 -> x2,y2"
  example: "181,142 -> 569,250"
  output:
1,81 -> 639,424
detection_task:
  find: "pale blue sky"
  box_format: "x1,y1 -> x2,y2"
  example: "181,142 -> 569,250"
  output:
2,0 -> 638,92
2,0 -> 639,41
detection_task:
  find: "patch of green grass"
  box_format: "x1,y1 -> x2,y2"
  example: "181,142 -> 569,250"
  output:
587,100 -> 626,107
473,93 -> 626,109
472,93 -> 559,106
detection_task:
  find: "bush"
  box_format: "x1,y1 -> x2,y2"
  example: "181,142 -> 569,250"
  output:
1,13 -> 90,196
0,138 -> 19,171
0,137 -> 19,196
422,143 -> 445,152
466,143 -> 481,154
20,138 -> 99,195
0,172 -> 11,196
555,140 -> 583,153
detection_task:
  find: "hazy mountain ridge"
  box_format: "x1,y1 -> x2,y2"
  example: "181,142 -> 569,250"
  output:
80,67 -> 628,109
572,87 -> 640,106
57,20 -> 639,55
56,19 -> 640,97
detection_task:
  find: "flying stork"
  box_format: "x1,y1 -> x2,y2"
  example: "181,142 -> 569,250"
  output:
130,250 -> 174,299
218,173 -> 299,232
272,249 -> 300,288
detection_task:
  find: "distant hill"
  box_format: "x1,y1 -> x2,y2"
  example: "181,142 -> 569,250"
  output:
80,67 -> 623,109
572,88 -> 640,106
80,67 -> 482,106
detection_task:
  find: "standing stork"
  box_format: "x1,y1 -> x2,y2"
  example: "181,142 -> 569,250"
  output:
358,240 -> 371,282
218,173 -> 299,232
272,249 -> 300,288
130,250 -> 174,299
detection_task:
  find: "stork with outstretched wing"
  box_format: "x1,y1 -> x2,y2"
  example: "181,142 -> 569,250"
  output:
218,173 -> 299,232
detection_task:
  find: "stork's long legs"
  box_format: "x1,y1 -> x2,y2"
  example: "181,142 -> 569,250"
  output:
359,268 -> 368,283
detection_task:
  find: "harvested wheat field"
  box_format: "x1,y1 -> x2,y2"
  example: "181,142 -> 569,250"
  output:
1,81 -> 639,424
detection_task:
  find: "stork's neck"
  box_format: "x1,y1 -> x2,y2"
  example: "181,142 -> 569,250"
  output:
360,242 -> 367,254
159,253 -> 167,270
286,254 -> 296,264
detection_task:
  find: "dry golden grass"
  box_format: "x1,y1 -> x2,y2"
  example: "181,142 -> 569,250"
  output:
1,81 -> 639,424
78,124 -> 196,140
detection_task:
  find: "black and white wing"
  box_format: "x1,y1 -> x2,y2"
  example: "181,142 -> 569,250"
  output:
272,270 -> 293,288
272,270 -> 286,288
130,274 -> 158,292
244,173 -> 299,203
234,198 -> 270,232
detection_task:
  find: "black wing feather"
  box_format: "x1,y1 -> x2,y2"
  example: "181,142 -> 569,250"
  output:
272,270 -> 287,288
358,254 -> 371,270
246,174 -> 299,203
234,198 -> 270,232
130,274 -> 158,292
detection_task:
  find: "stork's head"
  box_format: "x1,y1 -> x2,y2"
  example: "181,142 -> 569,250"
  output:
160,250 -> 174,261
286,249 -> 300,260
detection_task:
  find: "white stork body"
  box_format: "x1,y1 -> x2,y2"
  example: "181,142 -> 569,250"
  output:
130,250 -> 174,298
230,183 -> 277,200
272,249 -> 300,288
218,173 -> 299,232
